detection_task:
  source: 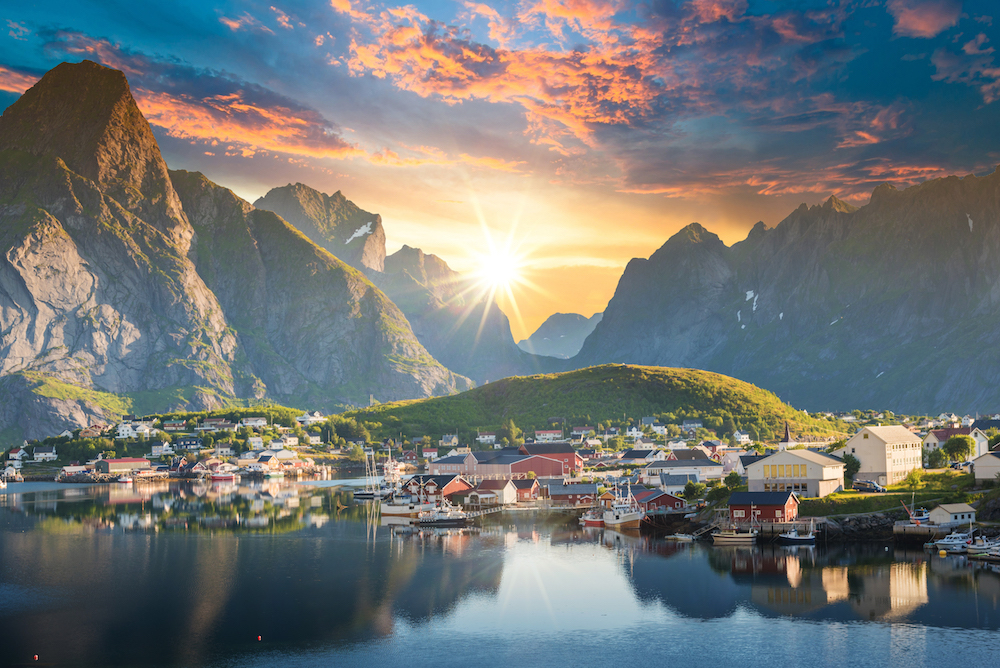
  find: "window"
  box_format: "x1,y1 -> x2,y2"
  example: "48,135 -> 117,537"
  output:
776,510 -> 783,518
792,464 -> 799,477
733,510 -> 745,518
778,465 -> 785,477
863,433 -> 869,439
771,465 -> 777,478
763,466 -> 770,478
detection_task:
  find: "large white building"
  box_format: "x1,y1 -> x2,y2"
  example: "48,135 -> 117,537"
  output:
831,426 -> 923,487
746,449 -> 845,498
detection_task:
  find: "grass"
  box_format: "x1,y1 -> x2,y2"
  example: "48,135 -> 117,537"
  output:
800,471 -> 976,517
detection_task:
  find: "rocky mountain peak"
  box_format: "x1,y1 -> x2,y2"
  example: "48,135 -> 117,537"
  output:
0,60 -> 190,245
821,195 -> 857,214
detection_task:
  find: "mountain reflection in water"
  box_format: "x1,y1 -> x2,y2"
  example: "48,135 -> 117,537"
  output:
3,481 -> 1000,667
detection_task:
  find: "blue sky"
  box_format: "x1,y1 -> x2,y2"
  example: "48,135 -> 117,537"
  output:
2,0 -> 998,336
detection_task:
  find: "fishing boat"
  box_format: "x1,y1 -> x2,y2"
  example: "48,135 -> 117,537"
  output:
354,451 -> 394,500
0,476 -> 6,489
711,527 -> 759,545
579,508 -> 605,527
210,471 -> 238,482
934,530 -> 973,551
966,536 -> 999,555
778,521 -> 816,545
603,486 -> 644,530
264,469 -> 284,479
117,475 -> 133,484
380,493 -> 435,517
418,500 -> 468,527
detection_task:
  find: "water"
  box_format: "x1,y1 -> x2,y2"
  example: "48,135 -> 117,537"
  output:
2,480 -> 1000,667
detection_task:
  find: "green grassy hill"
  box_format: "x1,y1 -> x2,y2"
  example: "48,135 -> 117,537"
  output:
344,364 -> 848,442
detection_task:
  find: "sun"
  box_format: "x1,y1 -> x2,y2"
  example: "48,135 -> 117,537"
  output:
475,250 -> 522,291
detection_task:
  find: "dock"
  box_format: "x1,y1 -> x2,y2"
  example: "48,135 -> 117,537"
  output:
892,521 -> 961,544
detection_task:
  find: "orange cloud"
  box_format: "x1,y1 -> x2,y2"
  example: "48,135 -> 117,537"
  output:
886,0 -> 961,38
219,13 -> 275,34
0,65 -> 36,94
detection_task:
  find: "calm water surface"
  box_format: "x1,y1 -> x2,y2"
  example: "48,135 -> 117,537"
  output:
2,480 -> 1000,667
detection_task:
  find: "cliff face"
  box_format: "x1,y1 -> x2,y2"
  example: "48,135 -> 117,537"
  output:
575,179 -> 1000,413
253,183 -> 386,272
254,183 -> 551,383
0,60 -> 469,440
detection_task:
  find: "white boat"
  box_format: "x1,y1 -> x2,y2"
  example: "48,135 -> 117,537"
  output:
117,475 -> 133,484
0,477 -> 6,489
354,451 -> 393,500
966,536 -> 998,555
778,520 -> 816,545
666,533 -> 694,542
580,508 -> 605,527
603,486 -> 644,530
380,494 -> 435,517
712,527 -> 759,545
934,531 -> 973,551
418,500 -> 468,527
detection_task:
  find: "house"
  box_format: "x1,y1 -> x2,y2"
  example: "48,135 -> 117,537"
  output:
534,429 -> 563,442
733,430 -> 752,445
248,436 -> 264,450
117,422 -> 154,439
658,473 -> 701,496
401,450 -> 419,464
79,425 -> 107,438
306,435 -> 322,446
831,426 -> 923,487
430,450 -> 570,478
32,445 -> 57,462
519,443 -> 584,474
476,431 -> 497,445
149,441 -> 175,458
162,420 -> 187,432
668,449 -> 710,461
746,449 -> 845,498
404,475 -> 474,503
923,427 -> 989,459
7,447 -> 28,461
651,423 -> 667,436
929,503 -> 976,525
240,417 -> 268,429
625,425 -> 642,438
95,458 -> 152,474
571,426 -> 595,438
633,489 -> 685,512
512,478 -> 540,501
440,434 -> 460,449
175,437 -> 203,451
641,458 -> 724,481
547,483 -> 600,507
422,447 -> 439,460
272,435 -> 299,448
681,420 -> 703,433
619,448 -> 666,465
727,490 -> 799,523
296,411 -> 325,427
641,417 -> 657,427
972,451 -> 1000,482
474,479 -> 517,505
719,449 -> 747,475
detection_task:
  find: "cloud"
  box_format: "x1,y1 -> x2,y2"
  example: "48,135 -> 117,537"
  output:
219,12 -> 275,34
7,20 -> 29,40
886,0 -> 961,38
931,46 -> 1000,103
0,64 -> 38,94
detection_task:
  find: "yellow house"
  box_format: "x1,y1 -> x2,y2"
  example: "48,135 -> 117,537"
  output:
832,426 -> 923,487
746,449 -> 845,498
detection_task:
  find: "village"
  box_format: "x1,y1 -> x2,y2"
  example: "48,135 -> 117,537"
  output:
6,408 -> 1000,549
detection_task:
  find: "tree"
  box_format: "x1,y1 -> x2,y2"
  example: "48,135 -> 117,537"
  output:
943,435 -> 975,462
201,433 -> 214,449
986,427 -> 1000,449
904,468 -> 924,490
683,480 -> 707,501
497,419 -> 523,447
842,453 -> 860,482
347,444 -> 365,462
927,448 -> 947,469
724,471 -> 742,488
706,485 -> 730,503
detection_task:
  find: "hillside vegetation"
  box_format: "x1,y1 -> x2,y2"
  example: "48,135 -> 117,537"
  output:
343,364 -> 849,442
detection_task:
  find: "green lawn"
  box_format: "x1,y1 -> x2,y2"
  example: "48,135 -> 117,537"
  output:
799,491 -> 940,517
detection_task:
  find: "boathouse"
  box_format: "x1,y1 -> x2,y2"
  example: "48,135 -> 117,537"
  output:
928,503 -> 976,525
95,458 -> 152,474
727,491 -> 799,523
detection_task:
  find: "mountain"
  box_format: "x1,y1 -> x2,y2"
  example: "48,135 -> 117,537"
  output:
0,60 -> 469,440
253,183 -> 386,272
253,183 -> 548,382
517,312 -> 603,358
574,179 -> 1000,413
344,364 -> 848,442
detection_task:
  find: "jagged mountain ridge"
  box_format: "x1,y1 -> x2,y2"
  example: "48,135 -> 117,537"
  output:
517,312 -> 603,359
0,60 -> 470,439
254,183 -> 550,382
574,179 -> 1000,413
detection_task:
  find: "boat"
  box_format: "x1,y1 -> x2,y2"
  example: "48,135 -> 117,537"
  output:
666,533 -> 694,542
418,501 -> 468,527
264,469 -> 285,479
354,450 -> 393,500
579,508 -> 605,527
603,486 -> 644,530
778,520 -> 816,545
934,530 -> 973,551
966,536 -> 998,555
210,471 -> 238,482
0,477 -> 6,489
117,475 -> 133,484
380,494 -> 435,517
711,527 -> 759,545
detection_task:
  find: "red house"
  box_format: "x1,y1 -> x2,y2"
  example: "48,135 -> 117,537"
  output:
512,478 -> 539,501
404,474 -> 473,503
401,450 -> 419,464
727,491 -> 799,523
547,483 -> 600,507
633,489 -> 685,512
519,443 -> 584,475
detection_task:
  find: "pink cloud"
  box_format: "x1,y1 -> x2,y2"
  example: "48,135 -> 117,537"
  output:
886,0 -> 961,38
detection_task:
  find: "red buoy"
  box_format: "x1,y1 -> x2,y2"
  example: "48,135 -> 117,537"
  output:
258,636 -> 262,641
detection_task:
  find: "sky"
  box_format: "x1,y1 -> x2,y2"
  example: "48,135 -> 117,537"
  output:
1,0 -> 999,340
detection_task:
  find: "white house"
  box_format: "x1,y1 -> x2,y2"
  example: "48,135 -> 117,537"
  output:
733,430 -> 752,445
149,442 -> 175,458
240,417 -> 268,428
7,447 -> 29,462
746,449 -> 845,498
719,449 -> 747,475
625,426 -> 642,438
928,503 -> 976,526
476,431 -> 497,445
296,411 -> 325,427
307,435 -> 322,446
273,435 -> 299,448
248,436 -> 264,450
33,445 -> 58,462
923,427 -> 989,459
534,430 -> 563,442
642,458 -> 724,482
972,451 -> 1000,482
117,422 -> 154,439
831,426 -> 923,487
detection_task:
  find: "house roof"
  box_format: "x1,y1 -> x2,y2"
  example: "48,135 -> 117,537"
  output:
477,479 -> 514,490
972,419 -> 1000,432
672,449 -> 709,460
929,427 -> 972,440
935,503 -> 976,513
658,473 -> 700,486
34,446 -> 55,453
433,455 -> 469,464
739,455 -> 768,468
648,459 -> 722,468
406,474 -> 467,488
621,448 -> 657,459
512,478 -> 538,489
728,491 -> 797,506
473,448 -> 522,462
856,425 -> 922,443
756,450 -> 845,467
548,483 -> 600,496
521,443 -> 577,455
